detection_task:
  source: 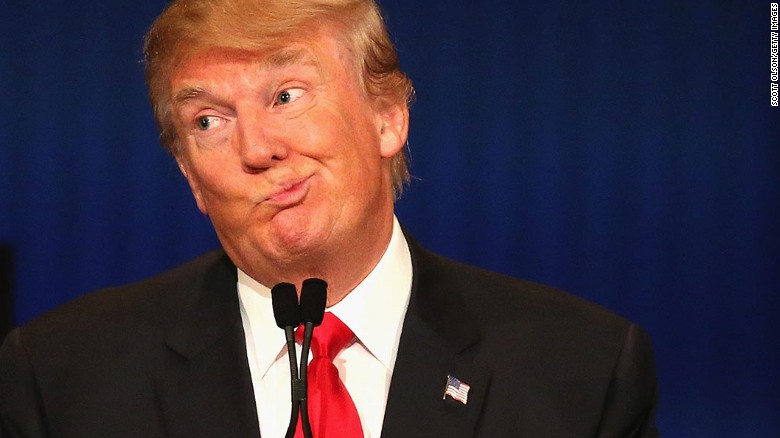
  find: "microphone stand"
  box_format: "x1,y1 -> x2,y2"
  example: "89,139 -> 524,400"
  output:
298,321 -> 315,438
273,279 -> 327,438
297,278 -> 328,438
285,324 -> 303,438
271,283 -> 304,438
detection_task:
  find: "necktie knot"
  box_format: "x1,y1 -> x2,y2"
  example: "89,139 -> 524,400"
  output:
313,312 -> 355,359
295,312 -> 355,359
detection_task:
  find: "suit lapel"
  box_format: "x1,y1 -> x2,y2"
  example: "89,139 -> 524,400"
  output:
155,252 -> 260,437
381,239 -> 491,438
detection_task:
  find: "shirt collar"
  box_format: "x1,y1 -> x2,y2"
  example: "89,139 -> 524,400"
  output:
237,216 -> 413,377
328,217 -> 412,370
236,269 -> 280,379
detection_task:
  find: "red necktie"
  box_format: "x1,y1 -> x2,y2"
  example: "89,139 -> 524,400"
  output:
295,312 -> 363,438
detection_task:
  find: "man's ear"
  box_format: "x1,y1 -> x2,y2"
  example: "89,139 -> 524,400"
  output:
176,156 -> 209,215
378,102 -> 409,159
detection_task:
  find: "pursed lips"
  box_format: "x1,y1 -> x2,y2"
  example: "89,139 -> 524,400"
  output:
263,175 -> 312,207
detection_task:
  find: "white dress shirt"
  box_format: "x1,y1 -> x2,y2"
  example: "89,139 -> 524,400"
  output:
237,217 -> 413,437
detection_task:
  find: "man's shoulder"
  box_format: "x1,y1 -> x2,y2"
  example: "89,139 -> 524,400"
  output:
410,241 -> 633,337
13,249 -> 234,346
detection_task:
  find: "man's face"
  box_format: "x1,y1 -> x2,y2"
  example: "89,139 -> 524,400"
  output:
170,28 -> 408,286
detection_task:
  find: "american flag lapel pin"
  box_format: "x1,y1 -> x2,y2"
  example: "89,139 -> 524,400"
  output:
443,374 -> 470,405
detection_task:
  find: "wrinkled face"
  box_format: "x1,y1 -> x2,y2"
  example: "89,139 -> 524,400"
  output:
170,28 -> 408,284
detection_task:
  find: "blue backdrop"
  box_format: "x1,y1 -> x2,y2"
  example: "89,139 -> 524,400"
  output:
1,1 -> 778,436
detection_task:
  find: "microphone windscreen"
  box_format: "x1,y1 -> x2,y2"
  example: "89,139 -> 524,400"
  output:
271,282 -> 300,328
300,278 -> 327,326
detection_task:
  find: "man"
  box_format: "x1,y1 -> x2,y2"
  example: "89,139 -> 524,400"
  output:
0,0 -> 658,437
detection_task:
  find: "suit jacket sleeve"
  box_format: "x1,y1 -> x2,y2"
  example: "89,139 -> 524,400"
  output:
597,323 -> 658,438
0,328 -> 49,438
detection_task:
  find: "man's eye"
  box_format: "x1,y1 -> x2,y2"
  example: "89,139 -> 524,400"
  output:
197,115 -> 223,131
275,88 -> 305,106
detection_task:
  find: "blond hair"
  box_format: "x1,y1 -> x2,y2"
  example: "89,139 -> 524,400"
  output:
144,0 -> 414,195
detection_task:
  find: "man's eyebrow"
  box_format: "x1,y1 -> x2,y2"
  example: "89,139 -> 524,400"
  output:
173,86 -> 208,106
265,47 -> 318,69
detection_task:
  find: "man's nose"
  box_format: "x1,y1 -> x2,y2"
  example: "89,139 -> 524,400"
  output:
236,112 -> 289,173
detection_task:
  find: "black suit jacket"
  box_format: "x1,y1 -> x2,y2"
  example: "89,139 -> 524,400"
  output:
0,238 -> 658,437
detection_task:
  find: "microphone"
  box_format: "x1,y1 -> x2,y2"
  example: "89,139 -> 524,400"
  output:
298,278 -> 327,438
272,282 -> 301,328
300,278 -> 327,325
271,282 -> 302,438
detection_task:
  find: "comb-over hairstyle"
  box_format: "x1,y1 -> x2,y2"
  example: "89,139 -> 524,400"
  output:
144,0 -> 414,195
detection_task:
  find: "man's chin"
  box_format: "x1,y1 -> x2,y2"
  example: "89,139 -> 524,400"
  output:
262,215 -> 330,258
